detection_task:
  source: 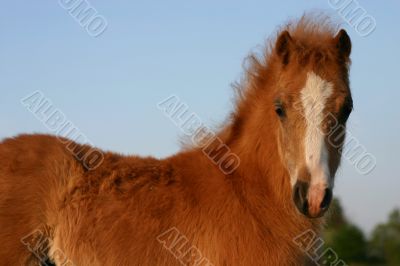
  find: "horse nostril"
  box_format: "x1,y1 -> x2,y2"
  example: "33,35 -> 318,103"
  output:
320,188 -> 333,210
293,181 -> 309,215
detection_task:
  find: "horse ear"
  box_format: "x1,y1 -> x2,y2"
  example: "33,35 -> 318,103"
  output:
276,30 -> 293,65
334,29 -> 351,58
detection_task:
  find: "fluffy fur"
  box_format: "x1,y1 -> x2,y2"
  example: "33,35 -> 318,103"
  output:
0,14 -> 352,265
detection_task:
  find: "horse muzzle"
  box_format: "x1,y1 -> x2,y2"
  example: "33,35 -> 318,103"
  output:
293,180 -> 333,218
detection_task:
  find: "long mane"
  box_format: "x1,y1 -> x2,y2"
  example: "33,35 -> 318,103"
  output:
210,14 -> 342,146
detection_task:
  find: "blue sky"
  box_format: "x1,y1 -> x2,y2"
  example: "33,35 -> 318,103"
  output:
1,0 -> 399,234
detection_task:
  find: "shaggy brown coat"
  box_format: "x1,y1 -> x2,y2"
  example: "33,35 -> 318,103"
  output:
0,15 -> 351,266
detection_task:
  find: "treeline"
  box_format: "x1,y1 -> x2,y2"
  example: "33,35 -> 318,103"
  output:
323,199 -> 400,266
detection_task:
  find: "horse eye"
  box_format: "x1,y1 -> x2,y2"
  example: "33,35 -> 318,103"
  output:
275,104 -> 285,118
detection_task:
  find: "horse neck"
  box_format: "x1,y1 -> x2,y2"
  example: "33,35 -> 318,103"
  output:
229,115 -> 292,207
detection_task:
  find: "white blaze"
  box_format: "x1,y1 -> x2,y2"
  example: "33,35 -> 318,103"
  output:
301,72 -> 333,187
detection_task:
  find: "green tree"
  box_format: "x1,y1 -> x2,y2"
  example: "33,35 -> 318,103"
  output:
323,198 -> 367,264
330,224 -> 367,262
369,209 -> 400,266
